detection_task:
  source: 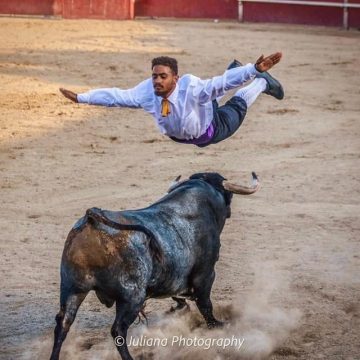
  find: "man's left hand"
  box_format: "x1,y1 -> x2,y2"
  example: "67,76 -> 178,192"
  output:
255,52 -> 282,73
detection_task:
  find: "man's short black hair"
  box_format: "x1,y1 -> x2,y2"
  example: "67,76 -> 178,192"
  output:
151,56 -> 178,75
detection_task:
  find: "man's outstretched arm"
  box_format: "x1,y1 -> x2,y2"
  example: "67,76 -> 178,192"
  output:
59,87 -> 134,107
196,52 -> 283,104
59,79 -> 153,108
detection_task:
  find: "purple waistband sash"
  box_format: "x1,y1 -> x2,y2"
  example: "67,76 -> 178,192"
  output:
170,122 -> 215,145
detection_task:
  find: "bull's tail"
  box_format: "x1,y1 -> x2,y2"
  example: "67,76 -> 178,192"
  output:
85,207 -> 164,264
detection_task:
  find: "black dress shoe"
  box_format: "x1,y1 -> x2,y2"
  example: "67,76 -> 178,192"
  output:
227,59 -> 243,70
256,71 -> 284,100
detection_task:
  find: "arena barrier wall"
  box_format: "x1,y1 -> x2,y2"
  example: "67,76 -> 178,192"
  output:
0,0 -> 359,28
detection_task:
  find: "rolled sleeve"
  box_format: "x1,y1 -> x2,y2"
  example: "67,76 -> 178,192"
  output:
195,63 -> 257,104
76,78 -> 153,108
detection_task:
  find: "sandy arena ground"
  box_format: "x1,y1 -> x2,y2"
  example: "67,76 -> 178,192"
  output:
0,17 -> 359,360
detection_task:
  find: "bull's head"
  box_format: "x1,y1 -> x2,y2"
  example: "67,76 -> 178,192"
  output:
168,172 -> 260,218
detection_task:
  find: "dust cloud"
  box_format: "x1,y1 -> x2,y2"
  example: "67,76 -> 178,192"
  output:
31,264 -> 300,359
130,264 -> 301,359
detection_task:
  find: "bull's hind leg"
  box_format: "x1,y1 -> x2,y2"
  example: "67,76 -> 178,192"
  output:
50,292 -> 88,360
193,271 -> 223,329
111,297 -> 145,360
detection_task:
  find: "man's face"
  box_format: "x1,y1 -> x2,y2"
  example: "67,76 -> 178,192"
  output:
152,65 -> 178,98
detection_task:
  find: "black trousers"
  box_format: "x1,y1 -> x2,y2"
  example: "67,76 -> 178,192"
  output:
196,96 -> 248,148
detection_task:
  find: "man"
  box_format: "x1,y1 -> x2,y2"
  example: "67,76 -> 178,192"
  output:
60,52 -> 283,147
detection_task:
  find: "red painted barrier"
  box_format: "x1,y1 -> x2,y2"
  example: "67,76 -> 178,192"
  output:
0,0 -> 358,28
242,0 -> 360,28
135,0 -> 238,19
0,0 -> 134,19
135,0 -> 360,28
62,0 -> 134,19
244,1 -> 342,27
349,0 -> 360,27
0,0 -> 59,15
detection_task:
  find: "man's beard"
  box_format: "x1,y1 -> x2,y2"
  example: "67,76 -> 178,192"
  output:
154,87 -> 165,96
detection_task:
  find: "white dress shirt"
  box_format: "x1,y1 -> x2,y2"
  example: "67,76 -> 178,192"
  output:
77,63 -> 257,140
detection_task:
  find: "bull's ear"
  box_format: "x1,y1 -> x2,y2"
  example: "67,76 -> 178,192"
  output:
168,175 -> 182,192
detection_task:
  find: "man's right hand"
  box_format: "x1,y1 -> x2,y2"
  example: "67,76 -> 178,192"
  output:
59,88 -> 78,103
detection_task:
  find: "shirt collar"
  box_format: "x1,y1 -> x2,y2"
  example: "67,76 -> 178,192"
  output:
167,82 -> 179,104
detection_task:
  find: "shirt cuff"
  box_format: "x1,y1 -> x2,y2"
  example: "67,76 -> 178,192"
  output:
228,63 -> 257,79
77,93 -> 90,103
247,63 -> 257,76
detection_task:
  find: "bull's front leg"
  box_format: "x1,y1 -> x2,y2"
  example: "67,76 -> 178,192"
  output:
193,271 -> 224,329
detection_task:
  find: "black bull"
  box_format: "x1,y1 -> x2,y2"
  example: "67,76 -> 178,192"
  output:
50,172 -> 259,360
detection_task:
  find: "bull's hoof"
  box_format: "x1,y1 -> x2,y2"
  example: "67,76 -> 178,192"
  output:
167,301 -> 190,314
207,320 -> 224,329
166,297 -> 190,314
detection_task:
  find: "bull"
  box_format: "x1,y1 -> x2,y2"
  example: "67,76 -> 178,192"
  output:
50,172 -> 260,360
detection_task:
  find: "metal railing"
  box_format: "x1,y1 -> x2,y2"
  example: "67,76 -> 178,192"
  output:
237,0 -> 360,29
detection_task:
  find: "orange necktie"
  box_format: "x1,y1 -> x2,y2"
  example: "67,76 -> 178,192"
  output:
161,98 -> 171,117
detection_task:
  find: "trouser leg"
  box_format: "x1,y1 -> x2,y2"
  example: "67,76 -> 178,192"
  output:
199,78 -> 266,146
204,96 -> 247,145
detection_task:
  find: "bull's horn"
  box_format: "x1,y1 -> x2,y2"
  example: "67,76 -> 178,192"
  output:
168,175 -> 182,192
222,172 -> 260,195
